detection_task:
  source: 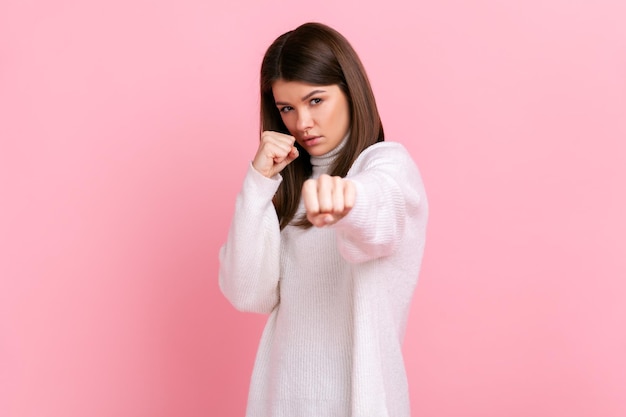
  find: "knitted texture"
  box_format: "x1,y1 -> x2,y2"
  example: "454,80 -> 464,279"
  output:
219,141 -> 428,417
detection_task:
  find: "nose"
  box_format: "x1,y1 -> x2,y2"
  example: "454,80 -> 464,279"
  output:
296,108 -> 313,134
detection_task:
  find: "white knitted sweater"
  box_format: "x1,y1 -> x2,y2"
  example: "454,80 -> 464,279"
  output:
219,141 -> 428,417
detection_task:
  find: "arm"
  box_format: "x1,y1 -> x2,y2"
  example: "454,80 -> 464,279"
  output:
218,165 -> 282,313
218,131 -> 299,313
304,143 -> 423,263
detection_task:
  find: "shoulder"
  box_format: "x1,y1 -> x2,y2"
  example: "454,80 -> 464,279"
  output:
348,141 -> 417,174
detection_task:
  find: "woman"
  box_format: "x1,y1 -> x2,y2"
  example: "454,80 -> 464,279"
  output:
219,22 -> 428,417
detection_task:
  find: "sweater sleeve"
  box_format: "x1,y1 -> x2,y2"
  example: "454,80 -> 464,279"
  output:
332,143 -> 424,264
218,163 -> 282,314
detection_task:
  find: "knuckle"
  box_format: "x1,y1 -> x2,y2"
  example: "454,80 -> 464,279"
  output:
319,175 -> 332,188
303,180 -> 318,195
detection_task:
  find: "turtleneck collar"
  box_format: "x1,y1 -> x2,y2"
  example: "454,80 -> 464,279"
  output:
310,133 -> 350,175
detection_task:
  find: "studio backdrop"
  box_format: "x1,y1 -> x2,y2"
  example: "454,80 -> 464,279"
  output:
1,0 -> 624,416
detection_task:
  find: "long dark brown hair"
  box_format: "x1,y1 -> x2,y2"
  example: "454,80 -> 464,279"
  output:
260,22 -> 384,229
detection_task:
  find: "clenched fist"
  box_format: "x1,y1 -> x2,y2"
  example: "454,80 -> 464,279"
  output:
252,131 -> 299,178
303,174 -> 356,227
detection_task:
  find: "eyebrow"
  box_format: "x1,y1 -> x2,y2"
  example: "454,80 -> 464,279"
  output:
275,89 -> 326,106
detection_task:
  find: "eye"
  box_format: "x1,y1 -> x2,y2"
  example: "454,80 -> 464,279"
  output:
310,98 -> 322,105
279,106 -> 293,113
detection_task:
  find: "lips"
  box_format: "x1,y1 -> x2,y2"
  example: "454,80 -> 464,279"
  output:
302,136 -> 322,147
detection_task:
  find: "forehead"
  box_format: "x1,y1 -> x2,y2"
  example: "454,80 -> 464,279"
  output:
272,80 -> 340,99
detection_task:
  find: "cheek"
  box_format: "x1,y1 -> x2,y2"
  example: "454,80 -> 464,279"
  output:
280,114 -> 295,132
333,106 -> 350,132
331,100 -> 349,126
325,106 -> 342,128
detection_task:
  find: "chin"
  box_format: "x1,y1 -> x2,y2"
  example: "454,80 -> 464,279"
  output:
306,147 -> 327,156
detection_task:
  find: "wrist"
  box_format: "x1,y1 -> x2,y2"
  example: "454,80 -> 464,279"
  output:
251,161 -> 270,178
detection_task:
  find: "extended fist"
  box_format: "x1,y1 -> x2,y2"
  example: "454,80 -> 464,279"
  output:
303,174 -> 356,227
252,131 -> 299,178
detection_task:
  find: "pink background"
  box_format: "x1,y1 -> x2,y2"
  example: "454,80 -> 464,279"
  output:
1,0 -> 625,416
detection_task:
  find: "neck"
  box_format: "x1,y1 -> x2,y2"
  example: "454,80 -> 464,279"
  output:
310,133 -> 349,175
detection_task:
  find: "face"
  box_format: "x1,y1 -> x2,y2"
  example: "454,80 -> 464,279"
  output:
272,80 -> 350,156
